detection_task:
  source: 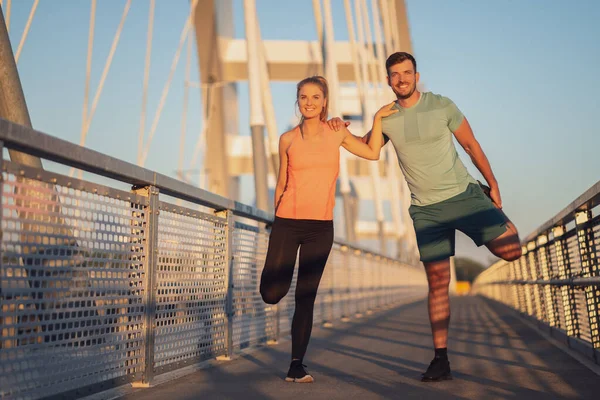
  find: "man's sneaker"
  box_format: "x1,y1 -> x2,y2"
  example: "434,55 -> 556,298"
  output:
421,356 -> 452,382
285,360 -> 314,383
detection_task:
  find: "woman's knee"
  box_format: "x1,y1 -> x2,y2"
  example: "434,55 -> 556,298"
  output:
260,285 -> 285,305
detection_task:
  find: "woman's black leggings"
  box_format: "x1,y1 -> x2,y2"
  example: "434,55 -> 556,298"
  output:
259,217 -> 334,361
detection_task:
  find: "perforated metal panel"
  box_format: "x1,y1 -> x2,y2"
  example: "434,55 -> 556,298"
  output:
349,251 -> 361,315
369,259 -> 379,309
510,260 -> 524,313
390,262 -> 403,302
548,242 -> 559,278
231,221 -> 276,349
546,242 -> 564,330
567,233 -> 583,275
0,170 -> 146,400
361,255 -> 372,312
357,253 -> 368,312
0,127 -> 430,399
575,289 -> 592,343
152,204 -> 227,371
329,247 -> 345,320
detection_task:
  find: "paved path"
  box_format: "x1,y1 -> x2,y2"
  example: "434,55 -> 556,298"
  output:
122,296 -> 600,399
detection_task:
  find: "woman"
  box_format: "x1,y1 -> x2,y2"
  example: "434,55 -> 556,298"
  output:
259,76 -> 397,383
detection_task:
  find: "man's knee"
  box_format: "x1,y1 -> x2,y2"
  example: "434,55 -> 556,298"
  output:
489,233 -> 522,262
484,222 -> 522,262
498,245 -> 522,262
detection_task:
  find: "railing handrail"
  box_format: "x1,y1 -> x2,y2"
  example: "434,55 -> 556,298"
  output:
0,118 -> 269,220
472,176 -> 600,368
474,277 -> 600,287
523,180 -> 600,243
0,117 -> 409,265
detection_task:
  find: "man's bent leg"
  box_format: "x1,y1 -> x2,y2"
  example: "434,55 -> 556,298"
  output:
424,258 -> 452,349
485,212 -> 522,261
475,182 -> 523,261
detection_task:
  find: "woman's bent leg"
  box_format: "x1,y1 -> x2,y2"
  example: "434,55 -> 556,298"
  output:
260,219 -> 300,305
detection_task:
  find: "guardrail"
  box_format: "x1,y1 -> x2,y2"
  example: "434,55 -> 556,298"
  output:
472,181 -> 600,365
0,119 -> 427,400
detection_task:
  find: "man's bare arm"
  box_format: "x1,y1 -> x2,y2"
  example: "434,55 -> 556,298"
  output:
357,130 -> 390,145
326,117 -> 389,145
452,117 -> 502,208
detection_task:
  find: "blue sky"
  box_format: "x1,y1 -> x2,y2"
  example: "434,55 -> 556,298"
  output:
7,0 -> 600,263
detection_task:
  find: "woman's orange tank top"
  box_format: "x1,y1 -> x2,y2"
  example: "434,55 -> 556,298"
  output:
275,122 -> 340,221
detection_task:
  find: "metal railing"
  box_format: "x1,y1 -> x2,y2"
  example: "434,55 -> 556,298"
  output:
472,181 -> 600,365
0,118 -> 427,400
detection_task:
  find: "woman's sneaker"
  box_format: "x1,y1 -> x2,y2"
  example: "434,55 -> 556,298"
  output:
285,360 -> 314,383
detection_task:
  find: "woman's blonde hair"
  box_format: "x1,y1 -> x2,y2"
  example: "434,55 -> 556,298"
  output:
296,76 -> 329,123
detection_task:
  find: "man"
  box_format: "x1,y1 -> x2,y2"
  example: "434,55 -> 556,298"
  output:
328,52 -> 522,382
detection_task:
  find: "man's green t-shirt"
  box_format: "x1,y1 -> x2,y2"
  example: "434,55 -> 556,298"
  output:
381,92 -> 477,206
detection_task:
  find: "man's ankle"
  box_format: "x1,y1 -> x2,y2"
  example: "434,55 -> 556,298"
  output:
434,347 -> 448,359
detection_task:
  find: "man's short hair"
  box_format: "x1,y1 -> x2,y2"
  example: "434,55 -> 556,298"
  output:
385,52 -> 417,75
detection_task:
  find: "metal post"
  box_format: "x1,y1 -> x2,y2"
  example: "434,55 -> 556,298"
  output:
537,235 -> 559,327
376,256 -> 382,309
503,266 -> 511,305
254,22 -> 279,175
243,0 -> 269,212
0,7 -> 83,328
510,260 -> 523,312
341,246 -> 351,322
178,26 -> 192,181
449,256 -> 457,295
575,211 -> 600,350
384,259 -> 390,307
392,0 -> 414,53
531,241 -> 548,323
192,0 -> 233,198
323,252 -> 334,328
0,7 -> 42,168
0,139 -> 10,349
525,242 -> 543,319
216,209 -> 234,360
344,1 -> 390,254
132,185 -> 160,387
320,0 -> 355,243
357,0 -> 387,254
377,0 -> 408,256
520,248 -> 534,316
356,251 -> 365,317
553,225 -> 580,338
272,303 -> 280,344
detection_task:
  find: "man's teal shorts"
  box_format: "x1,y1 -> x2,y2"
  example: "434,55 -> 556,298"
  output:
408,183 -> 508,263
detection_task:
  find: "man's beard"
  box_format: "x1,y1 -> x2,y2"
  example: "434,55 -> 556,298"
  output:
394,83 -> 416,100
